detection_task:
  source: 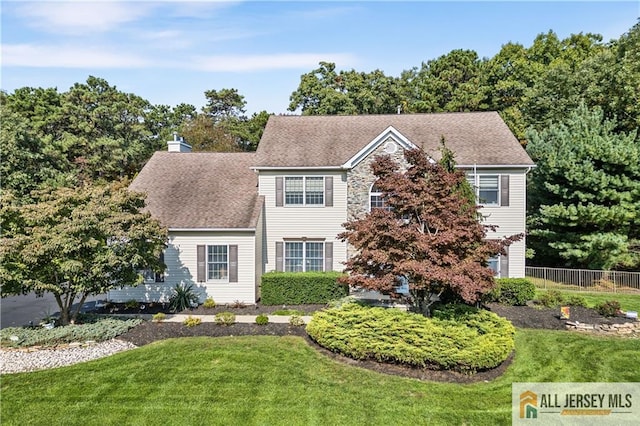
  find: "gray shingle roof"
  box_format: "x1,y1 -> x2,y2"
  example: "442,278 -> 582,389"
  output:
254,112 -> 534,168
130,152 -> 262,229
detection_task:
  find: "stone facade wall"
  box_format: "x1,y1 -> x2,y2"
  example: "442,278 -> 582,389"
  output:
345,138 -> 409,258
346,137 -> 409,222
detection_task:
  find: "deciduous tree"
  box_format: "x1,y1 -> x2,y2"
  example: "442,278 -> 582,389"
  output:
0,182 -> 168,325
339,146 -> 521,315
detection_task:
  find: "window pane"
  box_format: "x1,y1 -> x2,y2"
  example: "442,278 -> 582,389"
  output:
285,177 -> 303,205
207,245 -> 228,280
285,242 -> 303,272
478,175 -> 499,205
305,177 -> 324,205
305,242 -> 324,271
487,256 -> 499,276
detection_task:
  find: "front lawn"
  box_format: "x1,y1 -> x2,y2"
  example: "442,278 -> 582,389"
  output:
2,330 -> 639,425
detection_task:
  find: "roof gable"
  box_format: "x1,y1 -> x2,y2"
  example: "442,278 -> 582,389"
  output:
342,126 -> 418,169
254,112 -> 534,169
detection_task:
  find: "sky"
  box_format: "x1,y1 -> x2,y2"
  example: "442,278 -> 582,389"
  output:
1,1 -> 638,115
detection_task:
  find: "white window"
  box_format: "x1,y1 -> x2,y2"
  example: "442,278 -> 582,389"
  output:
467,174 -> 500,206
285,177 -> 324,206
285,241 -> 324,272
369,183 -> 392,211
207,245 -> 228,280
488,255 -> 500,277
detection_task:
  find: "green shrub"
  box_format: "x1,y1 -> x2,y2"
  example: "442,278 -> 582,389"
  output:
169,283 -> 200,312
255,314 -> 269,325
486,278 -> 536,306
306,304 -> 514,373
183,316 -> 202,327
272,309 -> 304,316
564,295 -> 588,307
595,300 -> 621,317
537,290 -> 565,308
261,271 -> 348,305
215,312 -> 236,326
0,318 -> 143,348
203,297 -> 216,309
152,312 -> 166,323
289,315 -> 305,326
124,299 -> 139,310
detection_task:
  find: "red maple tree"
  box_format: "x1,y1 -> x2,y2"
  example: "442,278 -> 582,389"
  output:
339,147 -> 522,315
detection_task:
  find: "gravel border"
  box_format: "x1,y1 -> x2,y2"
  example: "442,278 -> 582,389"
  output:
0,339 -> 137,374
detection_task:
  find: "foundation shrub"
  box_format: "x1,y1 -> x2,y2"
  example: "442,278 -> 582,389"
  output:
215,312 -> 236,326
261,271 -> 348,305
306,303 -> 514,373
255,314 -> 269,325
183,316 -> 202,327
485,278 -> 536,306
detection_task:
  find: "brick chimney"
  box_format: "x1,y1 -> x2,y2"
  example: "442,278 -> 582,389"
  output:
167,132 -> 192,153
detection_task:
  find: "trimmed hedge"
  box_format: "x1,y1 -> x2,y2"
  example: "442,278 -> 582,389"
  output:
306,303 -> 515,373
261,271 -> 348,305
485,278 -> 536,306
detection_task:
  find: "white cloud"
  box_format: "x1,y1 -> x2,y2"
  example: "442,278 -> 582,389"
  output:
190,53 -> 359,72
16,1 -> 153,34
2,44 -> 150,68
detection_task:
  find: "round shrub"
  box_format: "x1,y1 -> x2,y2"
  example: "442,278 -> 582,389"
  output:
306,304 -> 514,373
289,315 -> 305,326
595,300 -> 621,317
487,278 -> 536,306
255,314 -> 269,325
537,290 -> 564,307
203,297 -> 216,309
183,316 -> 202,327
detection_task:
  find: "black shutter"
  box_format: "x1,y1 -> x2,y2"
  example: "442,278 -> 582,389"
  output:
229,245 -> 238,283
197,245 -> 206,282
500,175 -> 510,207
275,242 -> 284,272
324,242 -> 333,271
325,176 -> 333,207
500,246 -> 509,278
276,177 -> 283,207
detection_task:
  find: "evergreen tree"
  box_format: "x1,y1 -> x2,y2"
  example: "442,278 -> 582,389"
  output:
526,104 -> 640,269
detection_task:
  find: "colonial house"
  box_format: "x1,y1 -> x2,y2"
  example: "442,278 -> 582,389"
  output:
108,112 -> 535,304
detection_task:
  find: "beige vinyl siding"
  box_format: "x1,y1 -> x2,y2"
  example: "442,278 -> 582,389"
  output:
258,170 -> 348,273
463,168 -> 528,278
108,230 -> 257,304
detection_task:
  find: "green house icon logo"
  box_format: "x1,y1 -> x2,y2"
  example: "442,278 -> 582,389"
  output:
520,390 -> 538,419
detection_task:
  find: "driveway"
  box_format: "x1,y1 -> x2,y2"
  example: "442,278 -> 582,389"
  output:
1,292 -> 107,329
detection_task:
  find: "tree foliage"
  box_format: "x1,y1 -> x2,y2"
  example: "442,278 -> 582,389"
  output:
339,147 -> 521,315
526,105 -> 640,270
0,182 -> 168,325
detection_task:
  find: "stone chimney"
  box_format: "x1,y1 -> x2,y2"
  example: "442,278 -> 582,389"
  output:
167,132 -> 192,153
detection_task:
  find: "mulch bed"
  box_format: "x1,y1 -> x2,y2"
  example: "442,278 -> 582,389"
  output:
110,302 -> 634,384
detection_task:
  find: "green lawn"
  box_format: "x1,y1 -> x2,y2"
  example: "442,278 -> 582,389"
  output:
2,330 -> 639,426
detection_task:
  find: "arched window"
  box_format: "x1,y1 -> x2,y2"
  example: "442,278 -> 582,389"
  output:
369,183 -> 391,211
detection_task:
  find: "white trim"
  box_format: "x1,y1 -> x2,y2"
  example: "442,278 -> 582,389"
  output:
282,175 -> 326,207
341,126 -> 418,169
250,166 -> 344,171
206,243 -> 229,282
169,228 -> 255,232
467,173 -> 501,207
457,164 -> 536,169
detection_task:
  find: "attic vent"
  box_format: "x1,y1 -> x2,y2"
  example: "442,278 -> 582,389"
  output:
383,141 -> 398,154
